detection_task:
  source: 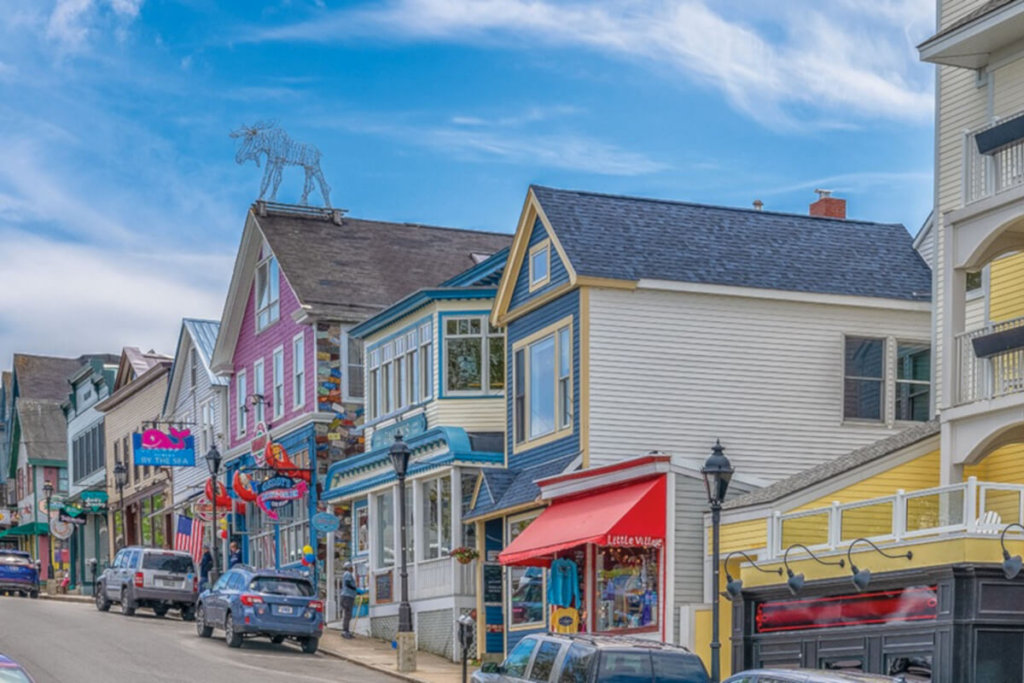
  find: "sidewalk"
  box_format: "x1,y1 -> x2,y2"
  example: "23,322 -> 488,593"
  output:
40,592 -> 93,603
319,627 -> 464,683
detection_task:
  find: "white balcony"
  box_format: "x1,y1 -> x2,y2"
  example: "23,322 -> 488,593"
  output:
964,114 -> 1024,205
954,315 -> 1024,405
759,477 -> 1024,560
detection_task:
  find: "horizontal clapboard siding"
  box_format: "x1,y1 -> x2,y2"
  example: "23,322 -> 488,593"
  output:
587,287 -> 930,482
989,253 -> 1024,322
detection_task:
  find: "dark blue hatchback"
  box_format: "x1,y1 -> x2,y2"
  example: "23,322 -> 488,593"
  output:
195,566 -> 324,653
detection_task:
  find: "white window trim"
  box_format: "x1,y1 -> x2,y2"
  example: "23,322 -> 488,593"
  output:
236,370 -> 247,437
254,253 -> 281,333
528,239 -> 551,292
343,330 -> 364,403
420,322 -> 433,402
292,333 -> 306,410
512,316 -> 573,454
253,358 -> 266,424
272,346 -> 285,420
199,398 -> 215,455
442,314 -> 504,398
841,334 -> 931,427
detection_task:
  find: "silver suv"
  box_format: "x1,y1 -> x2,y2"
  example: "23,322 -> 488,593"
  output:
95,546 -> 198,620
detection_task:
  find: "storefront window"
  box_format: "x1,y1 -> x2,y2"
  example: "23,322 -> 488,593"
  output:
596,547 -> 659,632
377,491 -> 395,568
460,472 -> 477,548
153,493 -> 166,548
508,513 -> 545,628
141,498 -> 153,546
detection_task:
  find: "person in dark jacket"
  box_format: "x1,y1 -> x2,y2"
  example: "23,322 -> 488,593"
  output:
228,541 -> 242,568
199,547 -> 213,590
339,561 -> 365,638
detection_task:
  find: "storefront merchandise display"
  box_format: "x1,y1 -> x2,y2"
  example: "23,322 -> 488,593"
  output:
596,547 -> 658,631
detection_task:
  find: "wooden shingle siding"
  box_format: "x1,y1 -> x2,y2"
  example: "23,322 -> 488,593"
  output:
989,253 -> 1024,322
505,290 -> 580,468
587,287 -> 930,480
508,219 -> 571,312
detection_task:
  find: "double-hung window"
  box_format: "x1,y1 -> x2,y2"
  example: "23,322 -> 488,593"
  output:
292,334 -> 305,409
421,475 -> 451,560
200,399 -> 215,454
513,318 -> 572,446
345,333 -> 364,400
253,359 -> 265,424
843,336 -> 931,423
366,320 -> 436,421
255,253 -> 280,331
443,315 -> 504,396
420,322 -> 433,401
369,348 -> 381,420
236,370 -> 247,437
272,347 -> 284,420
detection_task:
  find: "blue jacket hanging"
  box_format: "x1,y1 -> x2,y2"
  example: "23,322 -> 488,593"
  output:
547,558 -> 580,608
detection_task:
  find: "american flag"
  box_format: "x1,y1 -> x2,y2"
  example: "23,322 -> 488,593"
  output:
175,515 -> 205,562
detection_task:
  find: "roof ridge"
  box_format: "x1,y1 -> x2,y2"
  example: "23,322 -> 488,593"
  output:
530,184 -> 905,229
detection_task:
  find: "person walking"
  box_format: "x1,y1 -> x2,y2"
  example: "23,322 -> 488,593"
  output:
228,541 -> 242,568
199,546 -> 213,591
339,561 -> 365,639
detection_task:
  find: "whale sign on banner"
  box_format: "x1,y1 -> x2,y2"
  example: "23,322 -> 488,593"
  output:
133,428 -> 195,467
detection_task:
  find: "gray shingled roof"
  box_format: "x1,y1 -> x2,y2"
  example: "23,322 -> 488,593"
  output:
918,0 -> 1017,47
723,420 -> 940,511
466,454 -> 578,520
13,354 -> 89,401
17,399 -> 68,463
532,186 -> 931,301
256,209 -> 512,321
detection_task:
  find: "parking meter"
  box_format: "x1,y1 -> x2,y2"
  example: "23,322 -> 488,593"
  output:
457,613 -> 475,683
87,557 -> 98,583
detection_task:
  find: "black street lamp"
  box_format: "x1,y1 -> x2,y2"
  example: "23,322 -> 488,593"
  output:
389,434 -> 416,672
205,445 -> 222,585
113,460 -> 127,549
42,480 -> 54,582
701,440 -> 733,683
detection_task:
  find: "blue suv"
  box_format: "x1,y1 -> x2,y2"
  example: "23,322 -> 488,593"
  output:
195,566 -> 324,653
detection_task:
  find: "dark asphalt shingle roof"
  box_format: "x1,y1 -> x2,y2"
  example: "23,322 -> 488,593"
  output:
17,399 -> 68,463
723,420 -> 940,511
919,0 -> 1017,48
532,186 -> 931,301
13,354 -> 89,401
256,209 -> 512,321
467,454 -> 578,520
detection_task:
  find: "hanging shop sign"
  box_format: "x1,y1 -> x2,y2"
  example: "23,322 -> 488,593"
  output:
265,443 -> 311,482
0,509 -> 11,526
370,414 -> 427,450
251,422 -> 270,467
81,491 -> 108,512
50,520 -> 74,541
311,512 -> 340,534
133,427 -> 195,467
257,480 -> 309,520
232,471 -> 260,502
755,585 -> 938,634
58,510 -> 86,526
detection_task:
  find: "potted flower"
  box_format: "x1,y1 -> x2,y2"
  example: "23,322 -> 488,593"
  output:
450,546 -> 479,565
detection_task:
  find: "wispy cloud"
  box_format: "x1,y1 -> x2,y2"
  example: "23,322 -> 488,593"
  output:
761,170 -> 932,197
46,0 -> 144,52
251,0 -> 934,128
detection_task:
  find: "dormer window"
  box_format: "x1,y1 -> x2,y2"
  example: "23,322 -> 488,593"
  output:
529,240 -> 550,291
255,254 -> 280,331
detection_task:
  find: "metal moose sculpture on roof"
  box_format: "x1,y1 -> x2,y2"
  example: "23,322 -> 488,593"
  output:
231,121 -> 332,207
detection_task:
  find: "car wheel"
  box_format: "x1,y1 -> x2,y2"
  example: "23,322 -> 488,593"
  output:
153,605 -> 169,618
301,637 -> 319,654
224,612 -> 243,648
271,636 -> 285,644
196,605 -> 213,638
120,589 -> 135,616
95,587 -> 111,612
29,591 -> 38,600
181,606 -> 196,622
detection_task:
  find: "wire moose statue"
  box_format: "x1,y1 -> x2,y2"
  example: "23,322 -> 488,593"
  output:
231,122 -> 332,207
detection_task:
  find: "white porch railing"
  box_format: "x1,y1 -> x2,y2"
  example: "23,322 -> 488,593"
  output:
765,477 -> 1024,559
954,315 -> 1024,405
964,112 -> 1024,204
415,556 -> 476,600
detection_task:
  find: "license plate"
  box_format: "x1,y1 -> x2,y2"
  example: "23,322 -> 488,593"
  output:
161,579 -> 178,587
276,605 -> 294,615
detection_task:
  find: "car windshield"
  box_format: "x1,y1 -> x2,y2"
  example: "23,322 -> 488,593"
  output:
141,553 -> 194,573
249,577 -> 313,596
0,667 -> 31,682
0,554 -> 31,566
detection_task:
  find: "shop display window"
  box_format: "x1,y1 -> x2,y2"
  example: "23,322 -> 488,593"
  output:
596,547 -> 659,632
510,566 -> 545,627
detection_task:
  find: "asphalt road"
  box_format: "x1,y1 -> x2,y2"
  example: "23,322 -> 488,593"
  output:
0,595 -> 395,683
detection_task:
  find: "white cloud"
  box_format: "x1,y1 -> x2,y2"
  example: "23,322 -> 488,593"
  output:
46,0 -> 144,52
253,0 -> 934,128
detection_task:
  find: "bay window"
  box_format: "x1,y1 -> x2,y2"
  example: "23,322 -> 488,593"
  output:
443,315 -> 504,395
513,317 -> 573,446
255,254 -> 280,331
366,319 -> 436,421
421,475 -> 451,560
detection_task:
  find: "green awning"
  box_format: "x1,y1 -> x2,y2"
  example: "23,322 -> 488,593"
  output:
0,522 -> 49,538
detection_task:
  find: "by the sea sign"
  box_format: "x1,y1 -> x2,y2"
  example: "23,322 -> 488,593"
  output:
133,428 -> 195,467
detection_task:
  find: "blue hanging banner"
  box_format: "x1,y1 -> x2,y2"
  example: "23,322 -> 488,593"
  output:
133,428 -> 196,467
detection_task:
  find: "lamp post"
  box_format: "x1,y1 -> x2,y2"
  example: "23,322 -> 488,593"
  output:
205,445 -> 222,586
701,440 -> 733,683
389,434 -> 416,673
42,480 -> 54,582
113,460 -> 127,549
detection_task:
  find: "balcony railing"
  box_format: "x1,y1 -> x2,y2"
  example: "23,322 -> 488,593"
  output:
762,477 -> 1024,559
964,112 -> 1024,204
954,315 -> 1024,405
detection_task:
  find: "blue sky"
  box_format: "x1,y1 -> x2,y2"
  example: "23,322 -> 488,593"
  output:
0,0 -> 938,366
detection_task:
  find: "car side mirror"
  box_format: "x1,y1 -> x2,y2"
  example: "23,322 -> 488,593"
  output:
481,662 -> 502,674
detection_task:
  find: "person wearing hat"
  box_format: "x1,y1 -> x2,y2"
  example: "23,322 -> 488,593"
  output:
339,561 -> 365,639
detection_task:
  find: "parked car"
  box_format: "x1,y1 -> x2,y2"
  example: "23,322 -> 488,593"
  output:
0,550 -> 39,599
195,566 -> 324,654
472,633 -> 709,683
0,654 -> 35,682
723,669 -> 911,682
94,546 -> 198,620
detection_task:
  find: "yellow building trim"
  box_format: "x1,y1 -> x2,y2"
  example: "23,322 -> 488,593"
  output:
468,501 -> 545,523
579,287 -> 590,469
528,239 -> 552,292
574,276 -> 637,289
511,315 -> 574,455
496,283 -> 575,326
492,188 -> 578,327
989,252 -> 1024,322
475,519 -> 486,659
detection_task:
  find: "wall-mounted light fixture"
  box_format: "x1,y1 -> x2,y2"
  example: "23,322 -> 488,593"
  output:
846,538 -> 913,592
783,543 -> 845,596
723,550 -> 783,601
1001,523 -> 1024,579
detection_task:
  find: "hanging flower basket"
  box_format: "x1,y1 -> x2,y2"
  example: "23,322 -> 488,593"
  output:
450,547 -> 479,565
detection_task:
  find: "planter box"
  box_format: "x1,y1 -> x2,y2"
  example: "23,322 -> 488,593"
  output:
971,326 -> 1024,358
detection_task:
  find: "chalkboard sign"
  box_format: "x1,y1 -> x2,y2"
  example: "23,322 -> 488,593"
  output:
484,565 -> 503,604
375,571 -> 393,604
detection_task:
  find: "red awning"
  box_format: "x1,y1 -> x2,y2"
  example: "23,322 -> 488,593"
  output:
498,476 -> 666,566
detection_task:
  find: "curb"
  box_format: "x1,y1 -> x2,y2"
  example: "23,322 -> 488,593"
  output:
318,641 -> 428,683
39,593 -> 94,604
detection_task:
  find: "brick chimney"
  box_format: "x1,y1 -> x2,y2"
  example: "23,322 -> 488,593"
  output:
809,189 -> 846,219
